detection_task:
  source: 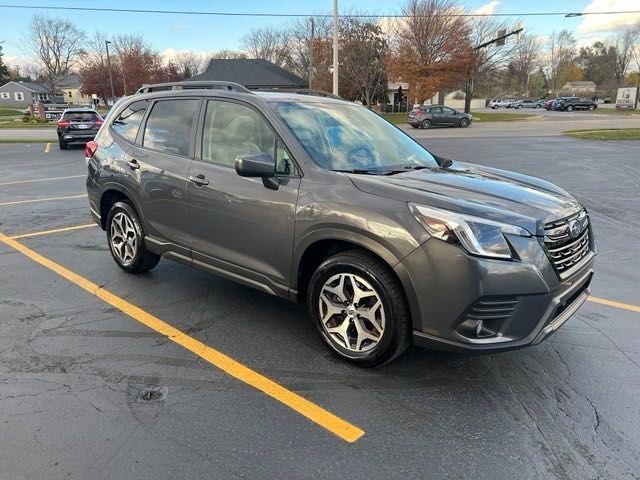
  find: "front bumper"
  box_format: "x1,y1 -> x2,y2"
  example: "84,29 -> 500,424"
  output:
394,234 -> 595,352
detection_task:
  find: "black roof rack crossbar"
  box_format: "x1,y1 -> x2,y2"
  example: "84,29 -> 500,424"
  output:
135,81 -> 253,95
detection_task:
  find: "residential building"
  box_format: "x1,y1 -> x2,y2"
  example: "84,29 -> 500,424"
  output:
188,58 -> 307,90
56,74 -> 91,105
561,81 -> 597,96
0,81 -> 58,106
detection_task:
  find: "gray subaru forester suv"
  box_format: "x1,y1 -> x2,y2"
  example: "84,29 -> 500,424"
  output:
86,81 -> 596,366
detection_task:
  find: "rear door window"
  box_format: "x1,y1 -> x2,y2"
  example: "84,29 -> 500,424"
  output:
112,100 -> 148,142
143,99 -> 200,157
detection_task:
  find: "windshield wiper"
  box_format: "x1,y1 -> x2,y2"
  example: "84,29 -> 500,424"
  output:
383,165 -> 432,175
332,169 -> 383,175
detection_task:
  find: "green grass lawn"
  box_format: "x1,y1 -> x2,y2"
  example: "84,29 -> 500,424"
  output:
381,111 -> 535,125
564,128 -> 640,140
0,138 -> 52,143
0,121 -> 56,128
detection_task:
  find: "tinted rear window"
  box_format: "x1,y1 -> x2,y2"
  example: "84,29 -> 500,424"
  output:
64,112 -> 99,122
143,99 -> 200,156
111,100 -> 149,142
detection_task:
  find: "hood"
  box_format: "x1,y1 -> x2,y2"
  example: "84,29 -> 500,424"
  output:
348,162 -> 581,236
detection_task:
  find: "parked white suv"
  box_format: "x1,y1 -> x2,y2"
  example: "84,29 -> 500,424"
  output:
488,98 -> 515,109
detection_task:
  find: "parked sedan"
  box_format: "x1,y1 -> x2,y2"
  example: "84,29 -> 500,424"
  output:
408,105 -> 472,129
511,99 -> 545,109
556,97 -> 598,112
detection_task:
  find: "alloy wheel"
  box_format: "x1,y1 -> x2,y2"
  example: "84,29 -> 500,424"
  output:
110,212 -> 137,266
318,273 -> 385,353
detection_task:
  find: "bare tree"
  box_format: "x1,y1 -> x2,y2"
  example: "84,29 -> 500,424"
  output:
282,16 -> 333,83
241,26 -> 290,66
25,15 -> 86,93
210,49 -> 248,60
175,52 -> 204,79
339,16 -> 389,105
614,27 -> 640,83
508,33 -> 542,95
548,30 -> 577,95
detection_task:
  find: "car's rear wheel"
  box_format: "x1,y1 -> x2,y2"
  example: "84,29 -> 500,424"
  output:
58,137 -> 68,150
106,201 -> 160,274
307,250 -> 411,366
459,118 -> 470,128
516,104 -> 522,109
492,105 -> 498,109
588,104 -> 595,111
421,119 -> 431,129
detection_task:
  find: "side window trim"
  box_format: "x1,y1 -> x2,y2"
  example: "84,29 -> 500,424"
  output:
196,98 -> 301,177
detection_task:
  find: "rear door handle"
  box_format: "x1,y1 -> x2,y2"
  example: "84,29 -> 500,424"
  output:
189,174 -> 209,186
128,159 -> 140,170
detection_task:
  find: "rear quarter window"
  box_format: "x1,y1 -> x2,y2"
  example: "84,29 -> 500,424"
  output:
111,100 -> 149,143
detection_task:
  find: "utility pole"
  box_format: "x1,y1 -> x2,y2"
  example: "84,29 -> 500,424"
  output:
308,17 -> 314,93
105,40 -> 115,104
332,0 -> 339,96
463,26 -> 523,114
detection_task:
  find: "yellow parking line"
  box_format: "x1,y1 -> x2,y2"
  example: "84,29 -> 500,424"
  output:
9,224 -> 97,240
44,142 -> 51,153
0,231 -> 364,443
0,174 -> 85,187
0,194 -> 87,207
588,296 -> 640,313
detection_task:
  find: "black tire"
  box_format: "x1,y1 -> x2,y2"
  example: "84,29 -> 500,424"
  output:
410,124 -> 419,129
516,104 -> 522,109
106,201 -> 160,274
58,137 -> 68,150
307,250 -> 411,367
492,105 -> 498,109
588,104 -> 595,111
459,118 -> 470,128
421,119 -> 431,129
566,105 -> 574,112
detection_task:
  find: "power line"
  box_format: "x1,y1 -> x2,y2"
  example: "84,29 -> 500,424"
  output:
0,3 -> 639,18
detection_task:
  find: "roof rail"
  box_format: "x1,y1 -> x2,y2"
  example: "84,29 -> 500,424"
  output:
135,81 -> 253,95
254,88 -> 342,100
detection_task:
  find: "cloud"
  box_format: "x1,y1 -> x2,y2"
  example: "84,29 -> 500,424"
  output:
474,1 -> 500,16
577,0 -> 640,33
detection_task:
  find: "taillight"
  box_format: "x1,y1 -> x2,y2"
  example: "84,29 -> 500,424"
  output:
85,140 -> 98,159
57,119 -> 70,128
415,111 -> 423,117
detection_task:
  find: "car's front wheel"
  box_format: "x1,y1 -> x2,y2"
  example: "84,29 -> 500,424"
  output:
588,104 -> 596,111
421,119 -> 431,129
106,201 -> 160,273
566,105 -> 574,112
307,250 -> 411,366
459,118 -> 470,128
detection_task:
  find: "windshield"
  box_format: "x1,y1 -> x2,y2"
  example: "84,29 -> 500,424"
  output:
274,101 -> 438,173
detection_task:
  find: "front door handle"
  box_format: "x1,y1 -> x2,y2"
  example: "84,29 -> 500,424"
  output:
128,159 -> 140,170
189,174 -> 209,186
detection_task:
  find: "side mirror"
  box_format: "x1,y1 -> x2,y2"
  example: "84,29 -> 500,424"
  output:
235,152 -> 279,190
435,156 -> 453,168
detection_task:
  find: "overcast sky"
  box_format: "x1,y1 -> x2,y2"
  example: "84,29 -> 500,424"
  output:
1,0 -> 638,68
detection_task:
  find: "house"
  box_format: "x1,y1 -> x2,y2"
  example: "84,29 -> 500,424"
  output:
0,81 -> 58,106
561,81 -> 597,96
188,58 -> 307,90
56,74 -> 91,105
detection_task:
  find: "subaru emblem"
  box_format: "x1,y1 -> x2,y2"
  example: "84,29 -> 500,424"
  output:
569,219 -> 583,239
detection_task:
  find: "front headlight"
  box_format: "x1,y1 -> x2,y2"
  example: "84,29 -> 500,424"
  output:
409,203 -> 531,259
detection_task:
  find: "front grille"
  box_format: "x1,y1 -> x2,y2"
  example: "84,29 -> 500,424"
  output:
544,210 -> 591,275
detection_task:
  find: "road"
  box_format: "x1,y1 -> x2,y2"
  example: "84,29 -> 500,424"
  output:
0,132 -> 639,480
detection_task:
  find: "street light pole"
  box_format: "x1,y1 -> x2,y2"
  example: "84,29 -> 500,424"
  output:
105,40 -> 115,104
332,0 -> 339,96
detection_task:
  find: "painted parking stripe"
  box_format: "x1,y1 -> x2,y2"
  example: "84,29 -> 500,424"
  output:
9,224 -> 97,240
0,194 -> 87,207
588,296 -> 640,314
44,143 -> 51,153
0,174 -> 84,187
0,231 -> 365,443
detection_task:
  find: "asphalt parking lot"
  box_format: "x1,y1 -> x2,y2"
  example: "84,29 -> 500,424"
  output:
1,137 -> 639,480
